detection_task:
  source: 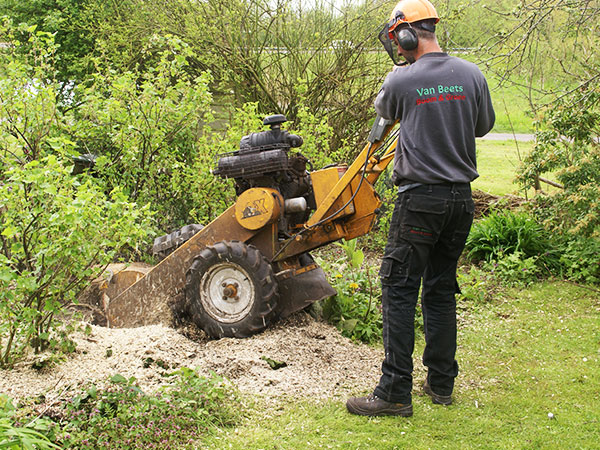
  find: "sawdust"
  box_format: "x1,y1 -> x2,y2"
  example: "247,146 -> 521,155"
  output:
1,189 -> 521,405
0,312 -> 384,404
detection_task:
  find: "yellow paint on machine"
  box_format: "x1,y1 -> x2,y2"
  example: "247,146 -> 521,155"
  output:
234,187 -> 283,230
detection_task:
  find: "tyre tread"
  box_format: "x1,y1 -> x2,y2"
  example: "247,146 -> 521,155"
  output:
184,241 -> 279,338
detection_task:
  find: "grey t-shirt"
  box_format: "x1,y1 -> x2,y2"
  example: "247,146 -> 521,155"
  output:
375,52 -> 495,185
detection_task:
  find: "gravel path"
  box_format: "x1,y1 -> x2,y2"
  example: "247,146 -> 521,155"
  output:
478,133 -> 534,141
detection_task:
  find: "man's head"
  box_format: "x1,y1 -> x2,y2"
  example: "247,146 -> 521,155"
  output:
379,0 -> 439,65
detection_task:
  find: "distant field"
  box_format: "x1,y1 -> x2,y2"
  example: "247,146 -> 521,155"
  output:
473,139 -> 561,198
472,139 -> 530,196
486,76 -> 537,134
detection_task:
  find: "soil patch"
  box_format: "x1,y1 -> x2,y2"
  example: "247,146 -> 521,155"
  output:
472,189 -> 525,218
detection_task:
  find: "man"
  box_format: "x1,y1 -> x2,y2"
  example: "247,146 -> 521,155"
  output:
346,0 -> 495,417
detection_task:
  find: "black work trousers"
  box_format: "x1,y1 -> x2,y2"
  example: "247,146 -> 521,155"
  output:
373,183 -> 474,404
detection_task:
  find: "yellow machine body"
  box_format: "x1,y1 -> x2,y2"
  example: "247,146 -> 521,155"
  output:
234,188 -> 283,230
310,166 -> 355,219
103,117 -> 399,336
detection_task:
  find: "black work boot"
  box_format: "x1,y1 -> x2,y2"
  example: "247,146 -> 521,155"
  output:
346,394 -> 413,417
422,381 -> 452,406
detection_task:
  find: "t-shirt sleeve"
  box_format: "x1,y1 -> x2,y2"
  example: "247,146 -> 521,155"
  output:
374,71 -> 401,121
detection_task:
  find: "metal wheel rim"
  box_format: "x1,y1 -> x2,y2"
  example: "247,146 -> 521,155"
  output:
199,262 -> 255,323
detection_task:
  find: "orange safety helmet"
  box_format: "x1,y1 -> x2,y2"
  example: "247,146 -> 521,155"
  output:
388,0 -> 439,40
378,0 -> 439,65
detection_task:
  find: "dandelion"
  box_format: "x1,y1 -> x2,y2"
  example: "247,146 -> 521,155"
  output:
349,282 -> 359,290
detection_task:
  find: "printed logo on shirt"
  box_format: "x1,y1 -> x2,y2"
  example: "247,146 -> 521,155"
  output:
415,84 -> 466,106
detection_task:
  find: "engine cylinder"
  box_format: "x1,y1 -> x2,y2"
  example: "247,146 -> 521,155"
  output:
214,149 -> 288,179
284,197 -> 308,213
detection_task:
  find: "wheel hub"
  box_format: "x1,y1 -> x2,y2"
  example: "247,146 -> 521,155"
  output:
221,282 -> 239,300
199,263 -> 255,323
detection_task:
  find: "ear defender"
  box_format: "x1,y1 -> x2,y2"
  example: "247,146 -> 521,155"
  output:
395,25 -> 418,50
381,0 -> 439,62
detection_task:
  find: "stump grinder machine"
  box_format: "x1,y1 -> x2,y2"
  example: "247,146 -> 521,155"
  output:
97,114 -> 398,338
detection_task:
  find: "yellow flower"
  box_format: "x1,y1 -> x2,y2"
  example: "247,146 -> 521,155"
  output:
335,273 -> 343,278
349,282 -> 359,290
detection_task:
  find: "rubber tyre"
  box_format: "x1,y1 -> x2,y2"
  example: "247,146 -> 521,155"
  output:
185,240 -> 279,338
152,224 -> 204,261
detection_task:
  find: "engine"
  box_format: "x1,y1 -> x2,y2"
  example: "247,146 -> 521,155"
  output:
213,115 -> 315,225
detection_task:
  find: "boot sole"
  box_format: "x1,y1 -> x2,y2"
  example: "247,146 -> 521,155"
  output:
423,383 -> 452,406
346,400 -> 413,417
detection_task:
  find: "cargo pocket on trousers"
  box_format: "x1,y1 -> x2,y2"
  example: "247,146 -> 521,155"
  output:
451,199 -> 475,245
379,245 -> 411,286
402,195 -> 447,241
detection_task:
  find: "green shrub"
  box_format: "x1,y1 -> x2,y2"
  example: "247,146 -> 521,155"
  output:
0,156 -> 150,366
0,22 -> 230,235
59,369 -> 240,449
456,265 -> 496,305
0,23 -> 62,164
465,209 -> 560,271
0,394 -> 59,450
466,209 -> 600,286
559,237 -> 600,285
517,87 -> 600,238
484,251 -> 542,287
315,240 -> 382,344
70,35 -> 218,231
0,24 -> 151,366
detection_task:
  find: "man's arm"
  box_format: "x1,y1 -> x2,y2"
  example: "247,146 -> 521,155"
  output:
475,78 -> 495,137
374,71 -> 402,121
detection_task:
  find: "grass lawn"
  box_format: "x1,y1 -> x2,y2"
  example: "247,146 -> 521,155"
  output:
472,139 -> 562,198
201,281 -> 599,449
486,74 -> 537,134
472,139 -> 532,196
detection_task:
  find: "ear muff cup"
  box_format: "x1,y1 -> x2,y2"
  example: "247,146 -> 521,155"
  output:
396,27 -> 418,50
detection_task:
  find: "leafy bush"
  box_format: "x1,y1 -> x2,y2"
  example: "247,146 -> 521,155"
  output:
0,23 -> 62,164
465,209 -> 560,271
0,156 -> 149,366
59,370 -> 240,449
0,26 -> 152,365
456,265 -> 497,305
0,22 -> 228,234
517,87 -> 600,238
0,394 -> 59,450
69,35 -> 218,231
315,240 -> 382,343
484,251 -> 542,287
466,208 -> 600,286
558,237 -> 600,285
